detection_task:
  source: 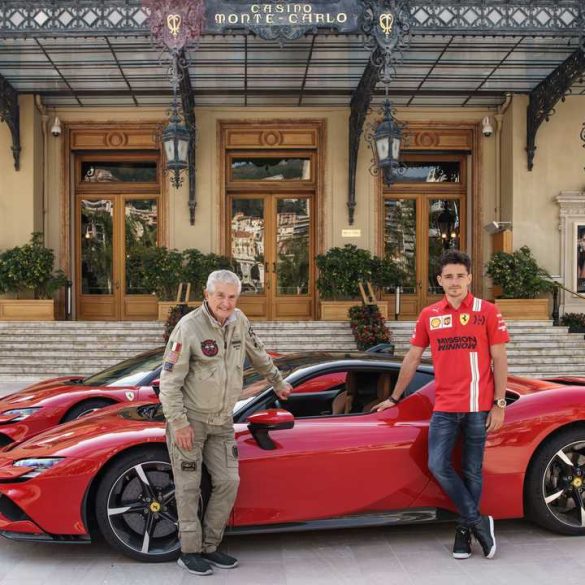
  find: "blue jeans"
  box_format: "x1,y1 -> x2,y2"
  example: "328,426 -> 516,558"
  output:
428,411 -> 488,527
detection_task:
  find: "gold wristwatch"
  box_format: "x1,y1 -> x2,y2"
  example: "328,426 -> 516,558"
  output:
493,398 -> 506,408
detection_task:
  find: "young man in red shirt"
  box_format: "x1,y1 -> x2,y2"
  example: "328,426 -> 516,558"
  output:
376,250 -> 509,559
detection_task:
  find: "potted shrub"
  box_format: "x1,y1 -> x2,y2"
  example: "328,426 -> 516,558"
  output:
137,246 -> 188,320
560,312 -> 585,334
348,304 -> 392,351
316,245 -> 375,320
0,233 -> 67,320
486,246 -> 554,320
183,249 -> 233,300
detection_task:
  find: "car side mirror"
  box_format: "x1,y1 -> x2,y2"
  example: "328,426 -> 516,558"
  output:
152,379 -> 160,397
246,408 -> 294,450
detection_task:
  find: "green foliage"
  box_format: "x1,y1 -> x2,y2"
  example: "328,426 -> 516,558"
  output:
486,246 -> 554,299
370,255 -> 405,292
348,304 -> 391,351
141,246 -> 184,301
163,304 -> 196,343
316,245 -> 374,300
0,233 -> 68,299
182,249 -> 233,300
560,312 -> 585,330
316,245 -> 405,299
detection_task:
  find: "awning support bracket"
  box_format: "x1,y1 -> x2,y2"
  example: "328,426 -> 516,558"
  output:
527,47 -> 585,171
0,74 -> 20,171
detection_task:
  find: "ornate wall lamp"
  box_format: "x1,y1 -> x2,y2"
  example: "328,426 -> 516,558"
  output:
366,87 -> 405,186
144,0 -> 204,193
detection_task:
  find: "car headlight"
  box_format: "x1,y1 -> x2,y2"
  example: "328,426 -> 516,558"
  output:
13,457 -> 64,478
2,408 -> 41,421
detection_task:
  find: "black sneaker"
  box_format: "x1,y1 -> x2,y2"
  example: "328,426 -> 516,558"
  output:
202,550 -> 238,569
177,553 -> 213,576
472,515 -> 496,559
452,525 -> 471,559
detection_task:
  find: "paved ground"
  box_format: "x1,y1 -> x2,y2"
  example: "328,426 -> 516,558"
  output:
0,520 -> 582,585
0,382 -> 583,584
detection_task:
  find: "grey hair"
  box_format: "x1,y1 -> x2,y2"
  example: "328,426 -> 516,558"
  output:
206,270 -> 242,295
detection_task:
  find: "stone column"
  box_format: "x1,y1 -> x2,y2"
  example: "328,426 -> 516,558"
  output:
556,191 -> 585,315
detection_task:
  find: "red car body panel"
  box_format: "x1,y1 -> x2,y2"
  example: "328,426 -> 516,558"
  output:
0,373 -> 583,542
0,378 -> 157,443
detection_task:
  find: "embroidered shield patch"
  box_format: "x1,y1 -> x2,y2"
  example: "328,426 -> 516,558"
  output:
201,339 -> 219,357
460,313 -> 470,326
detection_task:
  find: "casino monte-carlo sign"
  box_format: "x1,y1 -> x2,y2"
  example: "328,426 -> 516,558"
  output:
205,0 -> 360,40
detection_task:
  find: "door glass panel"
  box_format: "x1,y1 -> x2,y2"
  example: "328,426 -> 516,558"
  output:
231,158 -> 311,181
394,161 -> 460,183
231,199 -> 265,294
384,199 -> 417,294
276,198 -> 310,296
428,199 -> 462,294
125,199 -> 158,295
80,199 -> 114,295
81,161 -> 157,183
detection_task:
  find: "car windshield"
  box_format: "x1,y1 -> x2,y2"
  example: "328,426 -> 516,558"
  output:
234,353 -> 334,412
82,349 -> 164,387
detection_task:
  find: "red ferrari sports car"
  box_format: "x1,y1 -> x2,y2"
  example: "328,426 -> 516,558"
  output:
0,348 -> 297,445
0,352 -> 583,563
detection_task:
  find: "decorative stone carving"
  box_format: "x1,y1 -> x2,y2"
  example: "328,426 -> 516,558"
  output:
556,191 -> 585,314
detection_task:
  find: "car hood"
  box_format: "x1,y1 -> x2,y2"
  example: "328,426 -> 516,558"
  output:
0,401 -> 165,459
0,378 -> 130,407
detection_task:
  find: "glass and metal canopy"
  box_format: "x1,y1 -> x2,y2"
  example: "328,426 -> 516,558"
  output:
0,0 -> 583,108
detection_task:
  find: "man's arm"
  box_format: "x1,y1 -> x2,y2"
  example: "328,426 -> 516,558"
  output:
244,318 -> 292,400
486,343 -> 508,432
159,324 -> 194,449
375,345 -> 425,411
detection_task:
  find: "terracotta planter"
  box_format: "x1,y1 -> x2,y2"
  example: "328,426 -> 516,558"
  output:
495,298 -> 549,321
157,301 -> 200,321
0,299 -> 55,321
320,301 -> 389,321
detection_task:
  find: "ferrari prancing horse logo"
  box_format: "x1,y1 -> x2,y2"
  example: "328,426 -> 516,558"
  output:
460,313 -> 470,326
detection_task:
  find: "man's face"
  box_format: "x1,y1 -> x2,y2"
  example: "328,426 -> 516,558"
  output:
437,263 -> 472,302
204,282 -> 239,324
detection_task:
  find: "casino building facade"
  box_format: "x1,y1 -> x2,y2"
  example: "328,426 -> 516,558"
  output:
0,0 -> 584,322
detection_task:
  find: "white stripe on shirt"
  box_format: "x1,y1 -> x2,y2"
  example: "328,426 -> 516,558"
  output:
473,297 -> 482,312
469,351 -> 480,412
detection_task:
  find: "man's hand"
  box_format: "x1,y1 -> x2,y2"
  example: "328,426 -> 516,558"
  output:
486,406 -> 505,433
174,424 -> 195,450
374,398 -> 398,412
275,382 -> 293,401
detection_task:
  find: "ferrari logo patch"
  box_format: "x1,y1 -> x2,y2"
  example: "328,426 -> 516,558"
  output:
201,339 -> 219,357
460,313 -> 470,326
430,315 -> 453,331
125,391 -> 135,401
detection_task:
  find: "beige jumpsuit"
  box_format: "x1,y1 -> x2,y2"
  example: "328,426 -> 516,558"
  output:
159,303 -> 286,553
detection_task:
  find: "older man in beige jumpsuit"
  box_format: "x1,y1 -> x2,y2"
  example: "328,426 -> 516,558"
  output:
160,270 -> 291,576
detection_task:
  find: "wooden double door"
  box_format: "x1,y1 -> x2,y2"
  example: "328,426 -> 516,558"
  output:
76,194 -> 160,320
228,194 -> 314,320
382,193 -> 467,318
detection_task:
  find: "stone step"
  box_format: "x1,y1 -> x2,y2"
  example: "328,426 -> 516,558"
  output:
0,319 -> 584,381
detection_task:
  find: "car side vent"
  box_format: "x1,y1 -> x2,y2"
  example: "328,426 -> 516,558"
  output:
0,495 -> 28,522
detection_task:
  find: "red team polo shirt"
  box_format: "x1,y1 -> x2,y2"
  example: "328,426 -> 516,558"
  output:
411,293 -> 509,413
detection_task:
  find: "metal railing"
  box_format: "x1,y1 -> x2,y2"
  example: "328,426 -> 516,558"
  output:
551,282 -> 585,326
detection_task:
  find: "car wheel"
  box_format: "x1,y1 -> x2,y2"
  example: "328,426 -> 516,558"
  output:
525,428 -> 585,535
62,399 -> 115,422
95,447 -> 210,562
